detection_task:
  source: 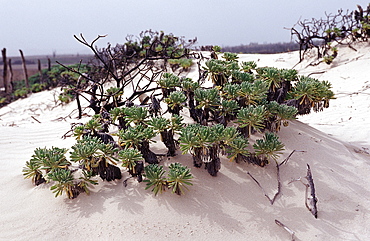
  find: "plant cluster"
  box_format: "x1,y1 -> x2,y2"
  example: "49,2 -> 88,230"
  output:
144,163 -> 193,196
23,105 -> 191,198
168,58 -> 194,73
23,34 -> 335,199
22,146 -> 98,199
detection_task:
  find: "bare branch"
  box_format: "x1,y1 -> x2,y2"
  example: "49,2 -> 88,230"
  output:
290,4 -> 369,63
306,164 -> 318,218
275,219 -> 296,241
247,150 -> 302,205
289,164 -> 318,219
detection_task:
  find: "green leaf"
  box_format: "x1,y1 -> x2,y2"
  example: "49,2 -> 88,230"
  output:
226,137 -> 250,162
164,91 -> 187,109
118,148 -> 143,174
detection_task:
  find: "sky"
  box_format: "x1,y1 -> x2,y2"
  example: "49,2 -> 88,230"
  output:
1,0 -> 369,56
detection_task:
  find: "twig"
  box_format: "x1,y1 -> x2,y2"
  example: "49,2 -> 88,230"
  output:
123,176 -> 133,187
306,164 -> 318,218
247,150 -> 304,205
289,164 -> 318,219
275,219 -> 296,241
61,123 -> 83,139
246,171 -> 273,204
307,71 -> 326,77
290,177 -> 310,212
31,116 -> 41,123
56,61 -> 95,83
61,129 -> 74,139
280,150 -> 306,166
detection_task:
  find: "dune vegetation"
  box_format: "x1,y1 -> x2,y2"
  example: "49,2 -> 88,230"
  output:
21,30 -> 335,200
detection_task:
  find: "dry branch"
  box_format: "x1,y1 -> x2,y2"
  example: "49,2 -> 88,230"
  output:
289,164 -> 318,218
289,4 -> 369,63
247,150 -> 305,205
275,219 -> 296,241
65,31 -> 198,117
306,164 -> 318,218
19,49 -> 29,90
31,116 -> 41,123
2,48 -> 8,93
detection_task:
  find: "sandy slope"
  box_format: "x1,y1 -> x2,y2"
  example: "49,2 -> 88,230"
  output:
296,42 -> 370,151
1,44 -> 370,240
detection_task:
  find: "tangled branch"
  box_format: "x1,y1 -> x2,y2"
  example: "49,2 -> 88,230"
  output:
61,30 -> 201,117
288,4 -> 370,63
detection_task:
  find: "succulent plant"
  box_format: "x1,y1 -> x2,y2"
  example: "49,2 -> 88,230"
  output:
22,158 -> 45,185
124,106 -> 149,126
226,137 -> 250,163
29,147 -> 70,174
167,163 -> 193,195
241,61 -> 257,73
164,91 -> 187,115
158,73 -> 181,98
288,76 -> 335,114
222,52 -> 239,62
238,80 -> 269,106
48,169 -> 76,199
118,148 -> 144,177
143,164 -> 167,196
237,105 -> 267,137
253,132 -> 285,164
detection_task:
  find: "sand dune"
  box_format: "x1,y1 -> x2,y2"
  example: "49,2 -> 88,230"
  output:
1,44 -> 369,240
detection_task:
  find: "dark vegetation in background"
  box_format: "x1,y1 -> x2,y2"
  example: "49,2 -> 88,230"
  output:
221,42 -> 300,54
0,54 -> 93,66
0,53 -> 93,107
0,61 -> 92,107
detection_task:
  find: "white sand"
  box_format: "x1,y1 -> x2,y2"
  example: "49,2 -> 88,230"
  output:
1,43 -> 369,240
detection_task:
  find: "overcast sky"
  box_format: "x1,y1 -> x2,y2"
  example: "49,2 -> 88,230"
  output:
1,0 -> 369,56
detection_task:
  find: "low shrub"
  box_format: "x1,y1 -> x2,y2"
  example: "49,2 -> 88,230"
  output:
23,34 -> 335,200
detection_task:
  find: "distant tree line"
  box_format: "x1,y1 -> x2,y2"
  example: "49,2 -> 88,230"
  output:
0,59 -> 36,65
220,42 -> 300,54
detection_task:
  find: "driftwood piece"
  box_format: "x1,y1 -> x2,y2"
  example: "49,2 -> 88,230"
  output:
275,219 -> 296,241
47,58 -> 51,71
306,164 -> 318,218
2,48 -> 8,92
289,164 -> 318,218
247,150 -> 305,205
19,49 -> 29,90
8,59 -> 13,93
37,59 -> 43,84
31,116 -> 41,123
